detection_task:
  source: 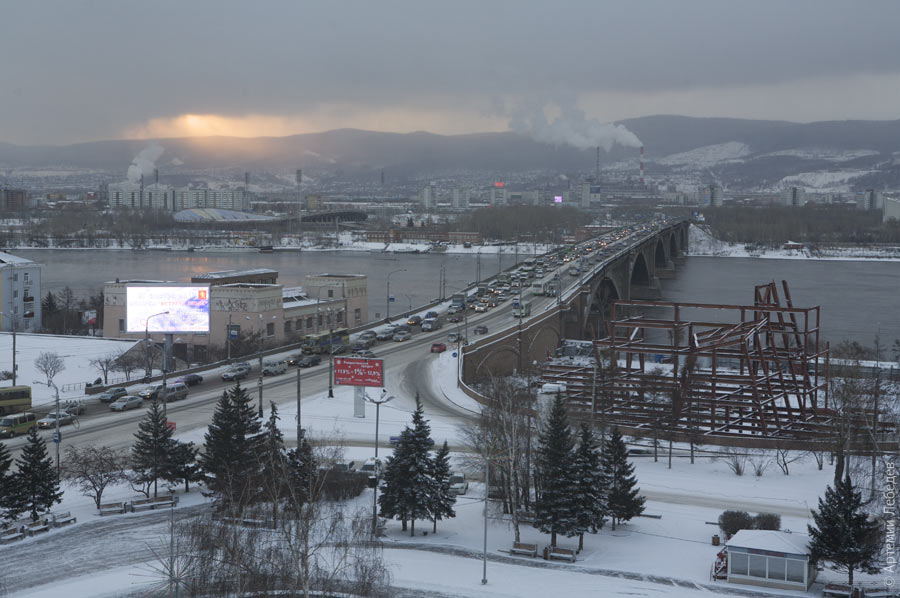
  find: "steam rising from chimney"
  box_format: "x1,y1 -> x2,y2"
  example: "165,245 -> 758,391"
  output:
509,100 -> 642,152
126,144 -> 165,184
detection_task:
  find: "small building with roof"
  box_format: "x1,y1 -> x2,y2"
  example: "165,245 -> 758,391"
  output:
724,530 -> 815,591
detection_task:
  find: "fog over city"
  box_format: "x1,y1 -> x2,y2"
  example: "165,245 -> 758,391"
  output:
2,0 -> 900,145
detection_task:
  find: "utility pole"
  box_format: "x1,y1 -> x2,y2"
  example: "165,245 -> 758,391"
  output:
296,364 -> 303,443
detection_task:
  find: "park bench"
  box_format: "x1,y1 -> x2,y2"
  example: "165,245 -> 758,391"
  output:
99,501 -> 127,516
510,542 -> 538,557
0,526 -> 24,544
131,498 -> 156,512
51,511 -> 76,527
547,546 -> 576,562
25,518 -> 51,536
823,584 -> 852,597
151,495 -> 178,509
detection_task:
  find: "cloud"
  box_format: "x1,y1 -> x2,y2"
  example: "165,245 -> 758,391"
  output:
509,98 -> 642,151
126,144 -> 164,184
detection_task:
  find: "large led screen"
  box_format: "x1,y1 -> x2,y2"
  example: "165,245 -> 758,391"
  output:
126,285 -> 210,333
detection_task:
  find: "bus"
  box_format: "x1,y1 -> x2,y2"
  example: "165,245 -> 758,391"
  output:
512,300 -> 532,318
302,328 -> 350,354
0,386 -> 32,416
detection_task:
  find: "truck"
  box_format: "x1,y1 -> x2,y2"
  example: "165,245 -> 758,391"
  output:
450,292 -> 467,311
512,301 -> 532,318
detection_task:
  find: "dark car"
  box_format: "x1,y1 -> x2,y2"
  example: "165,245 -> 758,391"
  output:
359,330 -> 378,341
297,355 -> 322,368
97,387 -> 128,403
448,314 -> 462,323
474,325 -> 489,335
177,373 -> 203,387
407,315 -> 423,326
287,353 -> 305,366
425,311 -> 439,319
375,329 -> 395,341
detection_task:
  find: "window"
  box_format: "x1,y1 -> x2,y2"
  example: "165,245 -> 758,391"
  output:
326,314 -> 332,326
317,314 -> 323,327
284,321 -> 292,334
119,319 -> 125,332
786,559 -> 805,583
355,308 -> 361,323
328,289 -> 334,298
12,273 -> 17,281
23,272 -> 28,282
766,557 -> 785,581
266,322 -> 275,336
730,552 -> 748,576
749,555 -> 767,578
13,290 -> 17,298
336,311 -> 343,324
306,317 -> 313,329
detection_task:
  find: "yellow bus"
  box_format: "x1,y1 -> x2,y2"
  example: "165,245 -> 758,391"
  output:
0,385 -> 32,416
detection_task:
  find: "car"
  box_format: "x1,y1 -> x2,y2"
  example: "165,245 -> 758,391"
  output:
447,332 -> 461,343
97,387 -> 128,403
488,298 -> 500,308
375,329 -> 395,341
110,395 -> 143,412
407,315 -> 422,326
353,337 -> 375,349
164,382 -> 189,402
222,365 -> 251,381
287,353 -> 305,366
421,317 -> 442,331
359,458 -> 383,474
474,325 -> 488,335
352,350 -> 377,358
425,311 -> 439,319
359,330 -> 378,341
138,384 -> 166,401
297,354 -> 322,368
430,342 -> 447,353
393,330 -> 412,342
176,373 -> 203,386
474,303 -> 488,313
62,399 -> 86,415
449,473 -> 469,496
448,314 -> 462,323
497,293 -> 509,302
37,411 -> 75,429
447,304 -> 462,314
262,360 -> 287,376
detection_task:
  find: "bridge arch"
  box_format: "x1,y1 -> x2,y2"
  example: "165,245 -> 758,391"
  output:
588,276 -> 621,330
474,346 -> 519,379
654,238 -> 667,270
630,253 -> 651,287
680,226 -> 687,252
669,232 -> 678,259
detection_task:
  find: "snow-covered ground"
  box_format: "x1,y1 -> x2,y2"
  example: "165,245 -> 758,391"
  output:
689,224 -> 900,261
0,333 -> 138,406
657,142 -> 752,168
778,169 -> 874,193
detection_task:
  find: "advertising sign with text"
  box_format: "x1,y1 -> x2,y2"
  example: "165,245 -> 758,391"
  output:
334,358 -> 384,387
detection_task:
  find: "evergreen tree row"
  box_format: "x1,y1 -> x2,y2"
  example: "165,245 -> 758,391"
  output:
131,400 -> 201,496
0,428 -> 62,521
379,394 -> 456,535
535,393 -> 645,548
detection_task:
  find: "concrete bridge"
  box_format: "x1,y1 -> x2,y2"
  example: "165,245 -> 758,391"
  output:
461,220 -> 690,383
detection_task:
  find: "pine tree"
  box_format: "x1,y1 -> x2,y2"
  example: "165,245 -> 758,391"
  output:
41,291 -> 58,314
131,400 -> 174,497
429,440 -> 456,533
199,383 -> 261,508
379,394 -> 435,536
0,440 -> 21,521
166,441 -> 200,493
257,403 -> 287,506
534,393 -> 578,547
808,476 -> 880,586
572,423 -> 606,551
601,427 -> 645,530
14,426 -> 63,521
286,437 -> 316,508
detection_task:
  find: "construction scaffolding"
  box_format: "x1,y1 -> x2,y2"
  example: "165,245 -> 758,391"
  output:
542,281 -> 852,443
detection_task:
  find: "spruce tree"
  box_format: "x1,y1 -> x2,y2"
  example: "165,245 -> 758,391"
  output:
379,394 -> 435,536
199,383 -> 261,508
15,426 -> 62,521
0,440 -> 22,520
166,441 -> 200,493
808,476 -> 880,586
572,423 -> 606,551
131,400 -> 174,497
534,393 -> 578,547
257,403 -> 287,505
286,437 -> 316,507
428,440 -> 456,533
601,427 -> 645,530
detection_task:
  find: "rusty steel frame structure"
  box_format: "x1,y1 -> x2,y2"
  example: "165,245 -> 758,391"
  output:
542,281 -> 848,441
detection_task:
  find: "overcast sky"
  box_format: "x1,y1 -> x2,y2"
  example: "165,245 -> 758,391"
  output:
2,0 -> 899,145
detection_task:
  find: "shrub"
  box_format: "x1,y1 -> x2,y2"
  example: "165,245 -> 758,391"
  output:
317,470 -> 368,501
718,510 -> 754,537
753,512 -> 781,531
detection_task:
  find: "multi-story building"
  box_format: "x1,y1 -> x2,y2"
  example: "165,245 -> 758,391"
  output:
858,189 -> 884,211
781,187 -> 806,207
102,270 -> 366,363
420,183 -> 437,210
884,197 -> 900,223
0,189 -> 28,211
108,183 -> 247,211
452,187 -> 469,210
0,251 -> 41,331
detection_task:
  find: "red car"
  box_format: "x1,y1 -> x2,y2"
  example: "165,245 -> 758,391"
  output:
430,342 -> 447,353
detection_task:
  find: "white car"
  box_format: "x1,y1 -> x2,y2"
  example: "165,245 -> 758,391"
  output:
393,330 -> 412,342
37,411 -> 75,429
449,473 -> 468,496
262,360 -> 287,376
110,395 -> 143,412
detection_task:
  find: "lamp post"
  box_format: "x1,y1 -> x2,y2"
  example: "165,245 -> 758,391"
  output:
0,311 -> 16,386
143,311 -> 169,380
247,313 -> 274,419
482,455 -> 490,585
365,391 -> 394,535
296,361 -> 303,443
385,268 -> 406,322
33,380 -> 61,477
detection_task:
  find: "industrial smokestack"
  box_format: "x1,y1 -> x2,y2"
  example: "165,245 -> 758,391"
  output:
244,172 -> 249,189
154,168 -> 159,185
639,146 -> 645,186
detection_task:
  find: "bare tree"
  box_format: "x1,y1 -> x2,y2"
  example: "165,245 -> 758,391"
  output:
90,354 -> 118,385
62,445 -> 128,508
718,446 -> 747,476
34,351 -> 65,387
774,442 -> 804,475
748,450 -> 770,477
114,348 -> 140,381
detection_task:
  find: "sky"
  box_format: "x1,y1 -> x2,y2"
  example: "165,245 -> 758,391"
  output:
2,0 -> 900,146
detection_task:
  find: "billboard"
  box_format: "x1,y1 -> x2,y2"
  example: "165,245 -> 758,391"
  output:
553,195 -> 563,203
333,357 -> 384,387
126,285 -> 210,333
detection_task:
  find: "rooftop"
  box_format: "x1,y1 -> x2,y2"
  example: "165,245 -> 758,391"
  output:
307,273 -> 367,279
727,530 -> 810,556
0,251 -> 35,265
194,268 -> 278,280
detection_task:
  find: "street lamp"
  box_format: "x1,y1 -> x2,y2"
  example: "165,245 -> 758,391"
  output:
0,311 -> 16,386
33,380 -> 61,477
385,269 -> 406,322
143,311 -> 169,380
365,390 -> 394,535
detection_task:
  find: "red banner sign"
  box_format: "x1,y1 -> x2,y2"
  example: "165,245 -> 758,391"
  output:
333,358 -> 384,387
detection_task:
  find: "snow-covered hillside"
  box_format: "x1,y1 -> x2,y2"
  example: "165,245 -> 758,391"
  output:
656,141 -> 751,167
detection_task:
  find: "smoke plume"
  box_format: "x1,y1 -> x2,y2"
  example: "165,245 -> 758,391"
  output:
126,144 -> 165,184
509,99 -> 641,152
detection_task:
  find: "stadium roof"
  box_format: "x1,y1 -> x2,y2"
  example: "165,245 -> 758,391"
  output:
174,208 -> 277,223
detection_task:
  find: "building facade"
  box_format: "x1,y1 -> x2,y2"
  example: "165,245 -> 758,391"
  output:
0,251 -> 41,332
0,189 -> 28,211
781,187 -> 806,207
108,183 -> 247,212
